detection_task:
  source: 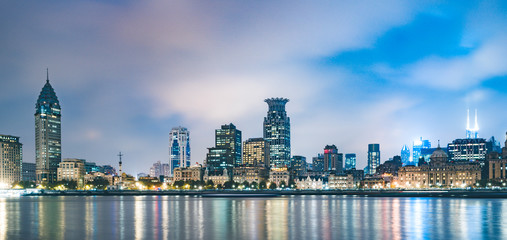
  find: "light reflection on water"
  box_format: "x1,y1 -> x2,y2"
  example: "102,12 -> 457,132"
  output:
0,195 -> 506,240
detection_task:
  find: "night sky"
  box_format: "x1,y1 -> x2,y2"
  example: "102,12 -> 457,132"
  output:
1,1 -> 507,175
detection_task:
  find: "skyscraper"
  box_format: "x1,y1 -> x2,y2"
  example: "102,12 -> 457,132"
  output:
216,123 -> 242,166
263,98 -> 291,168
169,127 -> 190,176
35,71 -> 61,184
344,153 -> 356,170
290,155 -> 307,177
413,137 -> 431,166
0,135 -> 22,185
401,145 -> 410,166
243,138 -> 270,168
324,145 -> 342,173
367,144 -> 380,175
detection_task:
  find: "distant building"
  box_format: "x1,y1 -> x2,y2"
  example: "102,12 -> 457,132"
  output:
263,98 -> 291,168
324,145 -> 342,173
101,165 -> 116,175
290,155 -> 307,178
447,138 -> 488,162
344,153 -> 356,170
488,133 -> 507,181
376,156 -> 403,176
0,135 -> 22,185
312,154 -> 324,172
401,145 -> 411,166
216,124 -> 242,166
242,138 -> 270,168
22,162 -> 36,182
367,144 -> 380,175
206,147 -> 234,175
84,162 -> 100,174
35,72 -> 62,184
149,161 -> 170,178
203,168 -> 231,186
413,138 -> 431,166
169,127 -> 190,176
57,158 -> 85,188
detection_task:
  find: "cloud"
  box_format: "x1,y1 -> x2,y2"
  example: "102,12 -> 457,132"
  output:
376,35 -> 507,90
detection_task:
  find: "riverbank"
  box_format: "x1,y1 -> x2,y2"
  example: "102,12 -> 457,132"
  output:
21,189 -> 507,198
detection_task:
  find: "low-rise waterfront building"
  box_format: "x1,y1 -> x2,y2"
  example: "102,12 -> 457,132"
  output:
269,168 -> 290,187
173,165 -> 204,182
57,158 -> 85,188
295,176 -> 324,190
328,173 -> 354,189
232,166 -> 268,184
203,168 -> 231,186
399,146 -> 481,188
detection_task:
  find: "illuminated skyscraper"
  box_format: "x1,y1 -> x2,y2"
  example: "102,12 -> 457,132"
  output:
216,123 -> 242,166
263,98 -> 291,168
413,137 -> 431,166
401,145 -> 411,166
35,71 -> 61,184
0,135 -> 22,185
312,154 -> 324,172
169,127 -> 190,176
367,144 -> 380,175
344,153 -> 356,170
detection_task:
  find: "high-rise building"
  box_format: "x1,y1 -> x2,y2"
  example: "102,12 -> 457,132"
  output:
206,147 -> 234,175
413,138 -> 431,166
290,155 -> 307,177
243,138 -> 270,168
35,71 -> 61,184
401,145 -> 411,166
263,98 -> 291,168
312,154 -> 324,172
169,127 -> 190,176
344,153 -> 356,170
22,162 -> 36,182
367,144 -> 380,175
447,138 -> 488,162
216,123 -> 242,166
323,145 -> 343,173
0,135 -> 23,185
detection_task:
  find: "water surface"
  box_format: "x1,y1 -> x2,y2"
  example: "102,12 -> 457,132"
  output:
1,195 -> 506,239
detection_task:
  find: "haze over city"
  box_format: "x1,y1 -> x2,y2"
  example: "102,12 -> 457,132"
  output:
1,1 -> 507,175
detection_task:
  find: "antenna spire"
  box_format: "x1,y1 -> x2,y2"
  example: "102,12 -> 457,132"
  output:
46,68 -> 49,83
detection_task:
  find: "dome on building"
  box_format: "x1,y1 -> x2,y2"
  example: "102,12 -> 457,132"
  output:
431,148 -> 447,159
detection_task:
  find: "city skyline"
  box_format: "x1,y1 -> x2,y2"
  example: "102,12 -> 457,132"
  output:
1,2 -> 507,175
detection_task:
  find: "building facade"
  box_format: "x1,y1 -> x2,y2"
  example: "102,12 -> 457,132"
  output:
399,147 -> 481,188
150,161 -> 171,178
367,144 -> 380,175
269,168 -> 290,187
447,138 -> 488,162
328,173 -> 355,189
216,124 -> 242,166
243,138 -> 270,168
0,135 -> 22,185
344,153 -> 356,170
263,98 -> 291,168
22,162 -> 36,182
35,73 -> 62,184
323,145 -> 342,173
57,158 -> 85,188
169,127 -> 190,176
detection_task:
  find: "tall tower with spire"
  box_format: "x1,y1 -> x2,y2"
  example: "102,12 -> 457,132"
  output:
263,98 -> 291,168
466,109 -> 479,139
35,69 -> 62,184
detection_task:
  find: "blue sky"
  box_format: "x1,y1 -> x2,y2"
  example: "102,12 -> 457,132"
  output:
1,1 -> 507,175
